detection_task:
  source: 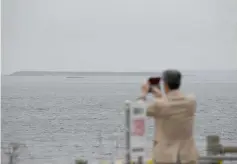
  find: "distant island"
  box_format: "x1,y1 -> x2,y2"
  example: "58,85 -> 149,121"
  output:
9,71 -> 162,76
9,70 -> 236,77
66,76 -> 84,78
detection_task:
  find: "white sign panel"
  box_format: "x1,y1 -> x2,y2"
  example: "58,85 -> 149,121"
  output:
129,101 -> 148,159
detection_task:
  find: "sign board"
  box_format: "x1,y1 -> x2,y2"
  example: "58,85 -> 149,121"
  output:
128,101 -> 148,159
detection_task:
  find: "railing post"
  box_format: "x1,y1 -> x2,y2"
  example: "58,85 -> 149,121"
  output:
137,156 -> 143,164
75,159 -> 87,164
223,146 -> 237,154
125,100 -> 131,164
4,143 -> 22,164
206,135 -> 221,164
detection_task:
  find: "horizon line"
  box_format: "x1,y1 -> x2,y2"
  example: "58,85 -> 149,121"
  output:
3,69 -> 237,76
8,69 -> 237,72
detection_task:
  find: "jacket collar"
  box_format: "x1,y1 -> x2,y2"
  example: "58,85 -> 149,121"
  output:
166,90 -> 184,100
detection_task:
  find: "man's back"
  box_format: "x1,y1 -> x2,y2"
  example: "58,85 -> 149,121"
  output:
161,93 -> 196,141
148,91 -> 198,163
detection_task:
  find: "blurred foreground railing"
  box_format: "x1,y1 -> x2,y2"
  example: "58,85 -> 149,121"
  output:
2,142 -> 26,164
75,100 -> 237,164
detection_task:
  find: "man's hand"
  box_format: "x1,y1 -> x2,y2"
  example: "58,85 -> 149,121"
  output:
137,82 -> 149,100
141,82 -> 149,96
138,82 -> 163,100
151,86 -> 162,98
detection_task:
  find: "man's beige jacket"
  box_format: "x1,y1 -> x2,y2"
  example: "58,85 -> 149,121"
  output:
147,90 -> 199,163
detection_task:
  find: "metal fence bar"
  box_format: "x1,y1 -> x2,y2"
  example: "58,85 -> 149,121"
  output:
199,155 -> 237,160
125,100 -> 131,164
223,146 -> 237,153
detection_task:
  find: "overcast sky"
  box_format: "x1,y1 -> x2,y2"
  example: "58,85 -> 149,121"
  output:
2,0 -> 237,74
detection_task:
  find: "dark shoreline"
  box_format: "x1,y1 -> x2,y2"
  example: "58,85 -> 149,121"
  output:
8,71 -> 162,76
66,76 -> 84,78
6,70 -> 237,77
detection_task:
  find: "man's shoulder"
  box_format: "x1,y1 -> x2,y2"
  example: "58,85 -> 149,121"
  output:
155,97 -> 168,103
153,97 -> 168,107
185,94 -> 196,104
152,94 -> 196,106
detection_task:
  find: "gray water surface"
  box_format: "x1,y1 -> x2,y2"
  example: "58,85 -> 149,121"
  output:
1,71 -> 237,164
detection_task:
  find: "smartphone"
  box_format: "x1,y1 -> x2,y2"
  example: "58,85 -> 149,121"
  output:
148,77 -> 161,92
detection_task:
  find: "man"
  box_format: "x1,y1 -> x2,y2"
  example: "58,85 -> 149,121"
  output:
138,69 -> 199,164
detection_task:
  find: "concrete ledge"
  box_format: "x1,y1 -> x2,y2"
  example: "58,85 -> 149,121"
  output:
199,155 -> 237,160
94,156 -> 237,164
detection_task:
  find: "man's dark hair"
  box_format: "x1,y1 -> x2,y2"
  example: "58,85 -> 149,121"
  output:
162,69 -> 182,90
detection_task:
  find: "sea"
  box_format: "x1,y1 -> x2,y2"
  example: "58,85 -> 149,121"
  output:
1,71 -> 237,164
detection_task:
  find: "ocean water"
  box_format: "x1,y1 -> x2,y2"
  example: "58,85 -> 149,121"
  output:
1,71 -> 237,164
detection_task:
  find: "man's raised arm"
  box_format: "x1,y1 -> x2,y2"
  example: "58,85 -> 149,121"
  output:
138,82 -> 163,117
146,100 -> 158,117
